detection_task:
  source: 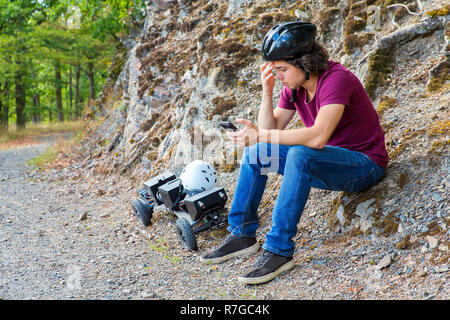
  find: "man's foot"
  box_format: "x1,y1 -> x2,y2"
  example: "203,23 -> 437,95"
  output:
200,234 -> 260,264
238,250 -> 295,285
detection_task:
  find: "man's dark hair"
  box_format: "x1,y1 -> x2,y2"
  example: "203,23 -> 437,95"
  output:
285,41 -> 330,76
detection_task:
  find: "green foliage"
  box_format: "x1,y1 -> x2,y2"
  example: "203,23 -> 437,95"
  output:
0,0 -> 138,131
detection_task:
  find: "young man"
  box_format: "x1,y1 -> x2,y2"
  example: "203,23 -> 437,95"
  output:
201,21 -> 389,285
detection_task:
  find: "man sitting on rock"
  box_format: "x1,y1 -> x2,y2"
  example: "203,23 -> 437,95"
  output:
201,21 -> 389,285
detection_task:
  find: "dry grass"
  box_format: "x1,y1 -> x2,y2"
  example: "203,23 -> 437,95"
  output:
26,136 -> 80,171
0,121 -> 83,151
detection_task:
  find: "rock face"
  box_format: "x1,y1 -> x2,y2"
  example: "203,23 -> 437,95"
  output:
77,1 -> 449,240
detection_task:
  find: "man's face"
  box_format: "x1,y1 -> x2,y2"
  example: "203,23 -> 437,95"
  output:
272,60 -> 306,89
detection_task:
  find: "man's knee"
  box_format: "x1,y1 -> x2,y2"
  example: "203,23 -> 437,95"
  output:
286,145 -> 313,163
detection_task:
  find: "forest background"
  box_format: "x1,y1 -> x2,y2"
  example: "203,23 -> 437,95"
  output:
0,0 -> 146,133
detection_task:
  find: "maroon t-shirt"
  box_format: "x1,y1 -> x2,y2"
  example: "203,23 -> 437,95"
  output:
278,60 -> 389,168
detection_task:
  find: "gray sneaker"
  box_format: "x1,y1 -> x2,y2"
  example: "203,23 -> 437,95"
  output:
238,250 -> 295,285
200,233 -> 260,264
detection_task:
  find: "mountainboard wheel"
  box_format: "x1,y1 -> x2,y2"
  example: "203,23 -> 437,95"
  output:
131,198 -> 153,226
176,218 -> 198,251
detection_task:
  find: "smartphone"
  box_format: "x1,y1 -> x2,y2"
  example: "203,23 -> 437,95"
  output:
218,121 -> 238,132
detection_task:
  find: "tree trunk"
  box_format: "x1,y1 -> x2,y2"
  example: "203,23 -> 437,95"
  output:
30,63 -> 40,123
55,61 -> 64,122
32,93 -> 41,123
15,57 -> 26,131
49,97 -> 54,122
74,64 -> 80,119
1,55 -> 12,134
0,100 -> 4,135
68,66 -> 73,120
87,61 -> 95,101
0,81 -> 9,135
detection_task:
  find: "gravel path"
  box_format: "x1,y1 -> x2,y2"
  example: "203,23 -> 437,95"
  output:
0,135 -> 155,300
0,135 -> 448,300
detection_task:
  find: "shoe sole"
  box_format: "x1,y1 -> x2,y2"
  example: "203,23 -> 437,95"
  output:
237,260 -> 295,285
200,242 -> 261,264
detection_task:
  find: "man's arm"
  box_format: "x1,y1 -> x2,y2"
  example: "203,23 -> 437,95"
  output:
259,104 -> 345,149
257,89 -> 276,129
273,107 -> 296,130
257,63 -> 296,130
258,102 -> 296,130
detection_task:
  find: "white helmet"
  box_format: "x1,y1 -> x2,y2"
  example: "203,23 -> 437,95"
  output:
180,160 -> 217,195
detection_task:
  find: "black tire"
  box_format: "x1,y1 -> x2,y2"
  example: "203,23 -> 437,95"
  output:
131,198 -> 153,226
176,218 -> 198,251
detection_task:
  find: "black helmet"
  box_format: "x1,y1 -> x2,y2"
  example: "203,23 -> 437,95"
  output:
262,21 -> 317,61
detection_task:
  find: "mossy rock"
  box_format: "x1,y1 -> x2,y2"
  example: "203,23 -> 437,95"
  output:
344,33 -> 374,55
426,5 -> 450,17
328,177 -> 403,237
376,95 -> 397,118
396,234 -> 411,249
364,48 -> 394,100
344,0 -> 368,35
208,96 -> 237,120
427,119 -> 450,137
426,59 -> 450,94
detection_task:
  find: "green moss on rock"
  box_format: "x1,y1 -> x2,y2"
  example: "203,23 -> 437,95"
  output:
364,48 -> 394,100
426,5 -> 450,17
376,95 -> 397,118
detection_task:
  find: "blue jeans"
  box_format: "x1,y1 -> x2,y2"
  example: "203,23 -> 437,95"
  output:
227,143 -> 386,257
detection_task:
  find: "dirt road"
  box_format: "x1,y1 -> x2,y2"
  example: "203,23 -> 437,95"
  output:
0,135 -> 448,300
0,135 -> 157,299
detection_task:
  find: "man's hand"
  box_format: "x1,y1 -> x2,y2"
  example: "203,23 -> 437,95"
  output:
226,118 -> 261,147
260,62 -> 275,95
